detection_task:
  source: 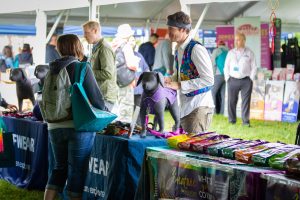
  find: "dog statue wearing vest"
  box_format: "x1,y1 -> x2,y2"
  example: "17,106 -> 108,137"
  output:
137,71 -> 180,138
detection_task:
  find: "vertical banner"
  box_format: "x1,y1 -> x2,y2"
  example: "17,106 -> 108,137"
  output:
250,80 -> 266,120
273,18 -> 282,68
261,24 -> 271,69
264,80 -> 284,121
216,25 -> 235,49
282,81 -> 300,122
234,17 -> 261,68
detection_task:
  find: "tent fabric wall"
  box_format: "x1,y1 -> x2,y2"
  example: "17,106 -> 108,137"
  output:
0,25 -> 36,35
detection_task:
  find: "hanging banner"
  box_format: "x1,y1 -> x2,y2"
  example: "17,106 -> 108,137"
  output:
273,18 -> 282,68
264,80 -> 284,121
234,17 -> 261,68
261,23 -> 271,69
216,25 -> 234,49
282,81 -> 300,123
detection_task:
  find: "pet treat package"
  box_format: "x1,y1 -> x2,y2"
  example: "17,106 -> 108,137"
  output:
252,144 -> 299,166
235,142 -> 284,164
269,149 -> 300,170
177,132 -> 218,150
167,134 -> 190,149
207,139 -> 245,157
190,135 -> 231,153
221,140 -> 267,159
284,158 -> 300,176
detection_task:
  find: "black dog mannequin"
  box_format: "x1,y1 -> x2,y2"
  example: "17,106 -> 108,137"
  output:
9,68 -> 35,112
34,64 -> 50,91
137,72 -> 180,138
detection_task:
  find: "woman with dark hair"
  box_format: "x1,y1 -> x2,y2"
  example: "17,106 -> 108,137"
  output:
14,43 -> 33,67
43,34 -> 107,200
2,45 -> 15,68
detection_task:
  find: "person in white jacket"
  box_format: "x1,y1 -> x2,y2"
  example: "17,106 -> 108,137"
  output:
224,32 -> 257,126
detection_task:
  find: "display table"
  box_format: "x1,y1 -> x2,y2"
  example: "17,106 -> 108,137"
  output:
261,173 -> 300,200
82,134 -> 166,200
0,117 -> 48,190
135,146 -> 288,200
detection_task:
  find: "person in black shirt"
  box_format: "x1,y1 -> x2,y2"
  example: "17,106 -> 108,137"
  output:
138,33 -> 158,70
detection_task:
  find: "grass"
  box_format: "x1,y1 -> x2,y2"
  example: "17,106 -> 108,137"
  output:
0,113 -> 298,198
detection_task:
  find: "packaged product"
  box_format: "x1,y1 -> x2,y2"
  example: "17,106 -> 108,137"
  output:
252,144 -> 299,166
177,132 -> 218,150
190,135 -> 230,153
207,139 -> 245,157
221,140 -> 267,159
235,142 -> 284,164
269,149 -> 300,170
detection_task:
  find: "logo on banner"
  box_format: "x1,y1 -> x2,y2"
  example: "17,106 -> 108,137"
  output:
237,24 -> 259,35
12,134 -> 35,153
89,157 -> 109,176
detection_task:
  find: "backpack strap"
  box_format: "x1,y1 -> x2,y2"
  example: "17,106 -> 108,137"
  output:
74,62 -> 87,85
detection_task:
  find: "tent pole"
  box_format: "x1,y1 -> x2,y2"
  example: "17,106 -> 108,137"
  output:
154,12 -> 162,33
89,0 -> 97,21
191,3 -> 210,39
35,9 -> 47,65
46,10 -> 65,43
180,0 -> 191,16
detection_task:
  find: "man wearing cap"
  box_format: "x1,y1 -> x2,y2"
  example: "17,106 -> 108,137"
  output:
165,11 -> 214,134
82,21 -> 118,111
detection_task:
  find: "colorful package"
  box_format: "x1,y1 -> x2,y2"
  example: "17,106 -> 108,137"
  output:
207,139 -> 245,157
221,140 -> 266,159
252,144 -> 299,166
167,134 -> 190,149
177,132 -> 218,150
269,149 -> 300,170
190,135 -> 230,153
235,143 -> 284,164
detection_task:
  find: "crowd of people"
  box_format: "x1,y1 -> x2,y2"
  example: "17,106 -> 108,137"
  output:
0,10 -> 258,200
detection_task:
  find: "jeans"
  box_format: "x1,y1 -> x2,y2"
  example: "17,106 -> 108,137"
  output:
211,75 -> 225,114
46,128 -> 95,198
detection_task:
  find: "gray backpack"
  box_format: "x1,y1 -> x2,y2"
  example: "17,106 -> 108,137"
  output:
39,61 -> 77,123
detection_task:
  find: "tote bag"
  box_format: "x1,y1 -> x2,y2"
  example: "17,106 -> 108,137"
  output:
0,118 -> 15,167
70,63 -> 117,132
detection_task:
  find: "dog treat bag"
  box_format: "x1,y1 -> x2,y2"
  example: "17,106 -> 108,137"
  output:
235,142 -> 284,164
207,139 -> 245,157
190,135 -> 231,153
252,144 -> 299,166
269,149 -> 300,170
177,132 -> 218,150
221,140 -> 267,159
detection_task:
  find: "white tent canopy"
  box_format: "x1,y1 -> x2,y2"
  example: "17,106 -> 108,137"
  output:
1,0 -> 299,64
1,0 -> 299,31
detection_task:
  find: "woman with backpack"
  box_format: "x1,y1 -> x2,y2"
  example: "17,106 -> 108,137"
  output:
42,34 -> 107,200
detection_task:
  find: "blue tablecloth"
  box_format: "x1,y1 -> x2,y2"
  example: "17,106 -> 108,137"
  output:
0,117 -> 48,190
82,134 -> 166,200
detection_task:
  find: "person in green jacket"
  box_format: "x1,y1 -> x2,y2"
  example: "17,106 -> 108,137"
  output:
82,21 -> 118,111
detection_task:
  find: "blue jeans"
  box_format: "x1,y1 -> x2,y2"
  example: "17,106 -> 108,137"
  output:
46,128 -> 95,198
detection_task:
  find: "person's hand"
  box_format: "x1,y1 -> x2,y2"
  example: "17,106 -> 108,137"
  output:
164,77 -> 172,84
165,81 -> 181,90
7,104 -> 18,112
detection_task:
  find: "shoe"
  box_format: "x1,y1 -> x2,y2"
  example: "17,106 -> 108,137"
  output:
242,123 -> 251,127
229,121 -> 236,125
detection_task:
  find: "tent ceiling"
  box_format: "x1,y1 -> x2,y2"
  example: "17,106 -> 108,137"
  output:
0,0 -> 299,32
